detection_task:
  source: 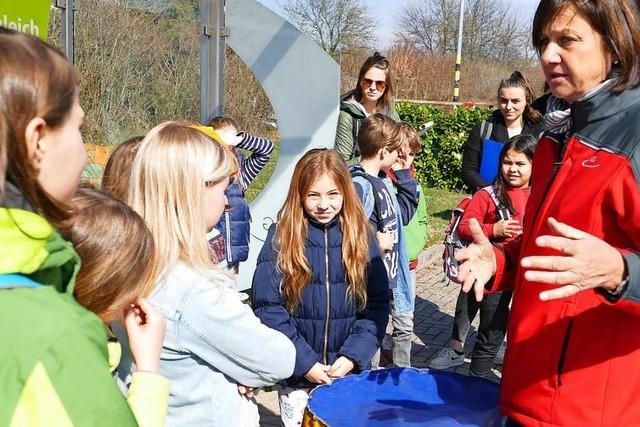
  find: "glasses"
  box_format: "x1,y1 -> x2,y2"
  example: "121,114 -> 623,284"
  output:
362,78 -> 386,92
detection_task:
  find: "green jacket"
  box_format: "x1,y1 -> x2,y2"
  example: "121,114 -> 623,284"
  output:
334,98 -> 401,165
0,189 -> 137,427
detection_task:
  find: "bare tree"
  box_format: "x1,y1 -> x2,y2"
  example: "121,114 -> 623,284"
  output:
395,0 -> 529,62
280,0 -> 377,55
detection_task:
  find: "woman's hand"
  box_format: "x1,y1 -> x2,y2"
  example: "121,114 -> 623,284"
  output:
376,231 -> 394,253
125,298 -> 166,373
455,218 -> 497,302
305,363 -> 332,384
520,217 -> 627,301
328,357 -> 355,379
493,219 -> 522,238
237,384 -> 255,398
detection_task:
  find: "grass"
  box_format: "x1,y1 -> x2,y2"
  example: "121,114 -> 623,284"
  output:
422,187 -> 468,247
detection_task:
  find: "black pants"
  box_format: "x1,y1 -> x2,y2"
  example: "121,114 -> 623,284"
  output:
451,288 -> 513,377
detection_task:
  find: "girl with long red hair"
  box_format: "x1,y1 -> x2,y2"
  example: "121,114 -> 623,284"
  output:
252,149 -> 389,426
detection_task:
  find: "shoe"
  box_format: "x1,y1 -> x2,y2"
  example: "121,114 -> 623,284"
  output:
495,342 -> 506,365
428,347 -> 465,370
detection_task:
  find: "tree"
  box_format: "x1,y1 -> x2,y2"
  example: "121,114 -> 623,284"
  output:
280,0 -> 376,55
395,0 -> 529,62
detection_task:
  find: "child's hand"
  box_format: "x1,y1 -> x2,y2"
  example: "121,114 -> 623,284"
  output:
305,363 -> 332,384
328,357 -> 354,379
493,219 -> 522,238
125,298 -> 166,373
391,146 -> 415,170
237,384 -> 255,398
376,231 -> 394,253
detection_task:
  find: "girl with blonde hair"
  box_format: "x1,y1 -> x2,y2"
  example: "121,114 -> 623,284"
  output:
252,148 -> 389,426
124,121 -> 295,427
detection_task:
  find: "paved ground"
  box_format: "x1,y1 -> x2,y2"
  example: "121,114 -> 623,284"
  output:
256,261 -> 502,426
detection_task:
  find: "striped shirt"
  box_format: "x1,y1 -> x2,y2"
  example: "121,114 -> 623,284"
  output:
235,131 -> 275,190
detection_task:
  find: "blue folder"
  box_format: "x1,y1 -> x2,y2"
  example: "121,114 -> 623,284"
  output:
479,138 -> 504,184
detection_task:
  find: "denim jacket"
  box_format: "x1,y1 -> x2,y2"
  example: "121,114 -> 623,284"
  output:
136,263 -> 295,426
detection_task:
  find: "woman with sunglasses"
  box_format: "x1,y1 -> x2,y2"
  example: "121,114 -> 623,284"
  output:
335,52 -> 400,164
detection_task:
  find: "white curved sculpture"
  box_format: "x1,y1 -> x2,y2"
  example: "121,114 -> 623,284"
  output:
227,0 -> 340,289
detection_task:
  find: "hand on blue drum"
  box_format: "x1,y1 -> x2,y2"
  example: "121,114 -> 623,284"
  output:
328,357 -> 355,379
520,217 -> 627,301
305,363 -> 333,385
455,218 -> 497,302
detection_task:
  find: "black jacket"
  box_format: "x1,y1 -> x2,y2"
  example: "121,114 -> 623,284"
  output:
461,110 -> 544,192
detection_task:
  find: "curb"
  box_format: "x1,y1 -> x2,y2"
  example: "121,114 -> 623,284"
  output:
414,243 -> 444,271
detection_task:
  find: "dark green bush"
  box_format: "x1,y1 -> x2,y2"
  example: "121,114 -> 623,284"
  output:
397,102 -> 493,191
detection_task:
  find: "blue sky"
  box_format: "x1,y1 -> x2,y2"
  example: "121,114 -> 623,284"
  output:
258,0 -> 541,48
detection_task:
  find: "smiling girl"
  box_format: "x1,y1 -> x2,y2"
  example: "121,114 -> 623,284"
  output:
252,149 -> 389,427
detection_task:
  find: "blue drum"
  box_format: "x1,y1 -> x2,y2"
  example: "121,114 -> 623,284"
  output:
302,368 -> 501,427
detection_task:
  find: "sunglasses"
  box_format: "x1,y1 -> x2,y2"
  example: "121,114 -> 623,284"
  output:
362,78 -> 387,92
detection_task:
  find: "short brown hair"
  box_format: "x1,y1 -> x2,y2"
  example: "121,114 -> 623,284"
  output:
71,185 -> 155,320
102,136 -> 143,202
357,113 -> 402,159
208,116 -> 239,131
532,0 -> 640,92
354,52 -> 395,112
0,29 -> 78,229
398,122 -> 421,154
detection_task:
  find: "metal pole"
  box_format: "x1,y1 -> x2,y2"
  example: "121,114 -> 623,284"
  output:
55,0 -> 78,64
200,0 -> 227,124
453,0 -> 464,102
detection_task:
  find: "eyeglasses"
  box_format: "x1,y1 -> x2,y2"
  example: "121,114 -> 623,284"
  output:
362,78 -> 387,92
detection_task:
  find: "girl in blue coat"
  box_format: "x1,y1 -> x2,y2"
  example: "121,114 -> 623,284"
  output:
252,148 -> 390,426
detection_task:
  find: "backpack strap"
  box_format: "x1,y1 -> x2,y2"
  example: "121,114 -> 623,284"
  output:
479,119 -> 493,141
482,185 -> 501,207
351,170 -> 384,232
0,273 -> 43,289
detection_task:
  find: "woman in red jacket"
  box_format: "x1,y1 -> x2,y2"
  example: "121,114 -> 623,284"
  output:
457,0 -> 640,425
454,134 -> 537,378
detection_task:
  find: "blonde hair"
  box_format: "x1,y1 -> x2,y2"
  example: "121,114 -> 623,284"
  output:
102,136 -> 144,202
70,185 -> 155,321
128,121 -> 236,283
276,149 -> 370,312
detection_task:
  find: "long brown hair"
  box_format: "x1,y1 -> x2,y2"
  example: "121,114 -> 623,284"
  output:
70,185 -> 156,321
276,149 -> 370,312
353,52 -> 395,112
0,29 -> 78,229
498,71 -> 543,124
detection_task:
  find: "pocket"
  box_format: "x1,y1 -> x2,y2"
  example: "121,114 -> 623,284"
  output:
556,317 -> 574,387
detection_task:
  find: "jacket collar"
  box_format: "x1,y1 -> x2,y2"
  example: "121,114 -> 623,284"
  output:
306,215 -> 340,231
0,182 -> 80,294
572,84 -> 640,133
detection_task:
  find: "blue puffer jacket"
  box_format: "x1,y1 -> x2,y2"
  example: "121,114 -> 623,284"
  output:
216,177 -> 251,265
252,218 -> 389,387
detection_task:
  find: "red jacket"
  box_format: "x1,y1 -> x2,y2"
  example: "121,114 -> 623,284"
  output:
492,87 -> 640,426
458,186 -> 530,244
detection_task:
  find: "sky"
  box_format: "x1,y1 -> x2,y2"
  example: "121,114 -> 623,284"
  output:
258,0 -> 541,48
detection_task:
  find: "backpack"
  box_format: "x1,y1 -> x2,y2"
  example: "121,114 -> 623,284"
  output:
442,186 -> 508,283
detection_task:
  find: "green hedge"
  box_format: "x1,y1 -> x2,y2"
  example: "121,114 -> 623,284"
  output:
396,102 -> 494,191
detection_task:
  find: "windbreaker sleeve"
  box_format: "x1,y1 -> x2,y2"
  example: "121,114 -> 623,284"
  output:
251,225 -> 319,377
177,275 -> 296,387
391,169 -> 418,226
599,160 -> 640,315
338,238 -> 390,369
335,111 -> 356,163
127,372 -> 170,427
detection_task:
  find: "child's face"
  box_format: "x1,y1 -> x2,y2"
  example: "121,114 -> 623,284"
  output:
204,175 -> 230,231
303,174 -> 343,224
501,148 -> 532,188
380,146 -> 399,169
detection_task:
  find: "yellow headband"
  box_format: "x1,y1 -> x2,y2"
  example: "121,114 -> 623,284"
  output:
190,125 -> 226,145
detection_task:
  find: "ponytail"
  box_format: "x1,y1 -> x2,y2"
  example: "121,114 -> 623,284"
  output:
498,71 -> 543,124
